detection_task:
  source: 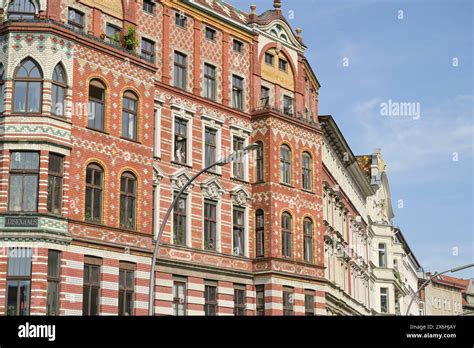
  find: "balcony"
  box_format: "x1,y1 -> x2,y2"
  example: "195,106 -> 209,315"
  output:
0,17 -> 153,64
252,99 -> 319,128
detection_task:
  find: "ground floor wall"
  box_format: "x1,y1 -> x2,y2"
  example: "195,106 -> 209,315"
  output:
0,241 -> 327,316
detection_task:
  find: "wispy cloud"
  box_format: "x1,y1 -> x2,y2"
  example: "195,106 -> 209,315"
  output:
350,94 -> 473,175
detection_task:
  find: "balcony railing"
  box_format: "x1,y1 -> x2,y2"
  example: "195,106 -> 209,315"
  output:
253,100 -> 318,128
0,17 -> 152,63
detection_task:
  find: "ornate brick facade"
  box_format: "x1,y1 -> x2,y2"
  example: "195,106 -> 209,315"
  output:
0,0 -> 328,316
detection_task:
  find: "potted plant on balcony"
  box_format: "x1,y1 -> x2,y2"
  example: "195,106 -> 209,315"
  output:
124,26 -> 138,51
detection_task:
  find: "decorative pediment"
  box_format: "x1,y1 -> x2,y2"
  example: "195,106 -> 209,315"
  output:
153,164 -> 165,186
260,19 -> 305,51
200,177 -> 225,200
170,168 -> 193,193
230,185 -> 252,207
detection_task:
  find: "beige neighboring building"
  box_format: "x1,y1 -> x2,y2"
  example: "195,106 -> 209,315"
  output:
420,274 -> 465,315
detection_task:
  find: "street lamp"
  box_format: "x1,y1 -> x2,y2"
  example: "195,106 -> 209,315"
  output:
148,143 -> 259,315
406,263 -> 474,315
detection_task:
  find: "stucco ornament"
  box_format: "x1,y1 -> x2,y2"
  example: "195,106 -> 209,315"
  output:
200,178 -> 225,200
230,186 -> 251,207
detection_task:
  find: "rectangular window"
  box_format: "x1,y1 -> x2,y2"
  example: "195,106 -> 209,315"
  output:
105,23 -> 121,42
256,285 -> 265,316
204,127 -> 217,168
175,12 -> 187,28
83,259 -> 101,316
378,243 -> 386,267
141,38 -> 155,63
118,263 -> 134,316
233,206 -> 245,256
174,117 -> 188,164
260,86 -> 270,108
204,284 -> 217,316
203,63 -> 216,101
255,142 -> 265,184
283,95 -> 294,115
47,153 -> 64,215
232,75 -> 244,110
279,58 -> 288,71
265,53 -> 274,65
143,0 -> 155,14
9,151 -> 39,212
205,27 -> 216,41
204,199 -> 217,251
68,8 -> 84,31
234,287 -> 245,316
153,106 -> 161,157
255,210 -> 265,257
6,248 -> 32,316
283,287 -> 294,316
46,250 -> 61,316
173,192 -> 187,246
232,136 -> 245,180
305,291 -> 315,316
380,287 -> 388,313
174,52 -> 187,90
233,39 -> 243,53
172,280 -> 186,316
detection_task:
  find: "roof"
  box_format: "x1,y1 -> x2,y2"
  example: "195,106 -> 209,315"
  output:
432,274 -> 469,291
393,228 -> 421,269
190,0 -> 249,25
318,115 -> 374,197
356,155 -> 372,181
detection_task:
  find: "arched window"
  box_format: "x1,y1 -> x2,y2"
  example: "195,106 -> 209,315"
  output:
88,79 -> 105,130
303,218 -> 314,263
13,58 -> 42,113
51,64 -> 67,117
0,63 -> 4,113
255,141 -> 264,182
85,164 -> 103,222
280,145 -> 291,185
302,152 -> 312,191
120,172 -> 137,229
8,0 -> 36,19
122,91 -> 138,140
255,209 -> 264,257
281,212 -> 292,258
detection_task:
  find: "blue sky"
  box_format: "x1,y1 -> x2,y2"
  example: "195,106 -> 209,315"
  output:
227,0 -> 473,278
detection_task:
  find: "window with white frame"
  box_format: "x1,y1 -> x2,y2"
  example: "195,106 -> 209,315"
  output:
172,111 -> 193,166
233,206 -> 245,256
378,243 -> 387,267
153,104 -> 162,157
380,287 -> 388,313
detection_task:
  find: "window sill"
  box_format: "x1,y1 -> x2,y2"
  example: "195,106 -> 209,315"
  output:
204,169 -> 222,176
302,188 -> 315,194
231,177 -> 249,185
8,112 -> 43,116
120,225 -> 136,232
49,114 -> 70,123
171,161 -> 193,169
280,182 -> 294,188
120,136 -> 141,144
86,127 -> 109,135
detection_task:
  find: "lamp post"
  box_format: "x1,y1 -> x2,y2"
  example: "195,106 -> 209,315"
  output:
148,143 -> 259,315
406,263 -> 474,315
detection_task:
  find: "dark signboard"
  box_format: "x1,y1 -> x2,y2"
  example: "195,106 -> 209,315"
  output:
5,217 -> 38,228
